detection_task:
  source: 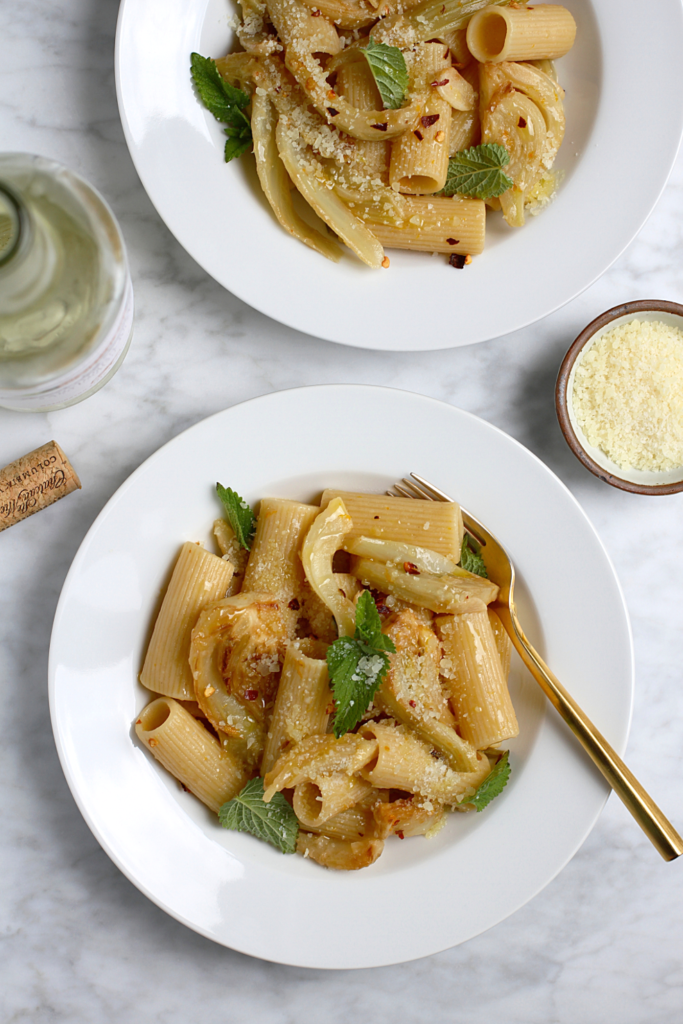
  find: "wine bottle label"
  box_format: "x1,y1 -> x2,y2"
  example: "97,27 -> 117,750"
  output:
0,441 -> 81,531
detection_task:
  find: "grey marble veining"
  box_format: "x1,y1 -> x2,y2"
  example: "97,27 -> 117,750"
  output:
1,1 -> 683,1021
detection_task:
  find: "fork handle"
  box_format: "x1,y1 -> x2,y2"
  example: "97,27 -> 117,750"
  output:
495,604 -> 683,861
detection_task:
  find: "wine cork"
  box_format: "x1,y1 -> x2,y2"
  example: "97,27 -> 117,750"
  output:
0,441 -> 81,532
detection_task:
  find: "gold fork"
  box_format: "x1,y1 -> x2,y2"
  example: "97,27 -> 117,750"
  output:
389,472 -> 683,861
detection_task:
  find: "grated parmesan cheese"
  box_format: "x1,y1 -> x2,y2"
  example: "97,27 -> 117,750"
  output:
572,319 -> 683,471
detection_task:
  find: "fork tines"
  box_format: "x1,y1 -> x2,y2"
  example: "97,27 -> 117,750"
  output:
387,473 -> 454,503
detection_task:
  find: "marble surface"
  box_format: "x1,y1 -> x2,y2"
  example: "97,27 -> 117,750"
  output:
1,1 -> 683,1020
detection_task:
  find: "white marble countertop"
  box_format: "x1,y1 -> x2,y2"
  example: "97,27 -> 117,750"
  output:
2,1 -> 683,1020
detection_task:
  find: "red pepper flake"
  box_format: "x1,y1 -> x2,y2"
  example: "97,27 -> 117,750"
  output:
408,699 -> 417,708
371,122 -> 388,131
325,702 -> 336,715
327,107 -> 339,117
449,253 -> 467,269
518,116 -> 527,128
431,78 -> 448,88
373,515 -> 380,519
396,830 -> 405,839
403,561 -> 420,575
245,689 -> 259,701
446,238 -> 460,245
420,114 -> 439,128
413,129 -> 424,141
441,4 -> 445,11
288,597 -> 300,610
327,89 -> 337,100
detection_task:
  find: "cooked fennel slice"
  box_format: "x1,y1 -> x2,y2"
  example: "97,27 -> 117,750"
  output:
252,92 -> 342,261
350,556 -> 498,613
301,497 -> 356,636
343,536 -> 459,575
276,121 -> 385,268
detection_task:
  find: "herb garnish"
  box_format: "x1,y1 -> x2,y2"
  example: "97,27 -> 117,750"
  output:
190,52 -> 252,163
216,483 -> 256,550
363,38 -> 409,111
218,777 -> 299,853
326,591 -> 396,737
460,532 -> 488,578
440,144 -> 513,200
464,750 -> 511,811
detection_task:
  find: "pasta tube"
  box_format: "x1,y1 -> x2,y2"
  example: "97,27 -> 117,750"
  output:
293,774 -> 373,827
135,698 -> 246,813
389,44 -> 452,194
261,644 -> 332,775
488,608 -> 512,680
367,196 -> 486,255
263,733 -> 379,801
335,60 -> 389,180
436,610 -> 519,748
320,489 -> 464,558
314,789 -> 387,840
242,497 -> 319,604
359,720 -> 491,804
140,542 -> 234,701
466,4 -> 576,63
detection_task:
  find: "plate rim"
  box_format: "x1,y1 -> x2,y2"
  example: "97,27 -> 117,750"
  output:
48,384 -> 635,967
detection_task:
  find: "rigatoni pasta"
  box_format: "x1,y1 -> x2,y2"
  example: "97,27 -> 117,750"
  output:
139,541 -> 234,701
135,483 -> 519,870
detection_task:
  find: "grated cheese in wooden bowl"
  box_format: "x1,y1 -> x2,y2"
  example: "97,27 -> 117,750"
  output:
571,319 -> 683,472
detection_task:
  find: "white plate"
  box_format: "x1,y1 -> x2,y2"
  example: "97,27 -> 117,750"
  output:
49,386 -> 633,968
115,0 -> 683,350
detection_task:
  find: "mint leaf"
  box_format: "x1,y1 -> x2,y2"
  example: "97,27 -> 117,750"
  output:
354,589 -> 395,651
326,592 -> 396,737
461,533 -> 488,578
363,38 -> 409,110
218,777 -> 299,853
191,52 -> 252,163
441,144 -> 513,200
216,483 -> 256,550
466,751 -> 511,811
224,131 -> 252,163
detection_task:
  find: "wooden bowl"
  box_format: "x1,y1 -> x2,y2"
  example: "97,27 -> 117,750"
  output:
556,300 -> 683,495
